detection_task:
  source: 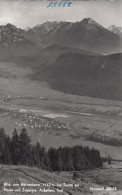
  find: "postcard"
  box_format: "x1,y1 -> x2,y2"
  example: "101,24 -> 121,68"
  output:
0,0 -> 122,194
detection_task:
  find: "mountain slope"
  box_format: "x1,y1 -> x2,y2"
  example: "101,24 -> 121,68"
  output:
7,44 -> 96,70
0,163 -> 122,195
0,23 -> 40,58
25,18 -> 122,54
32,52 -> 122,100
33,44 -> 98,66
5,40 -> 122,101
108,25 -> 122,38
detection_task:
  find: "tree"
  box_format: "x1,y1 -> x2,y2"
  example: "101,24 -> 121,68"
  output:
10,128 -> 20,165
31,145 -> 40,168
48,147 -> 58,171
19,128 -> 32,166
36,143 -> 49,169
0,127 -> 12,164
0,127 -> 103,171
72,171 -> 78,180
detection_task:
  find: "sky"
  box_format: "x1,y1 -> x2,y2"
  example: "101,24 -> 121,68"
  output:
0,0 -> 122,29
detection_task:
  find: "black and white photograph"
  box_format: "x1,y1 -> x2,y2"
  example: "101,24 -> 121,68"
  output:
0,0 -> 122,194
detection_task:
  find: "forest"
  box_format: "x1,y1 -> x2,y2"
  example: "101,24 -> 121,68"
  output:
0,127 -> 103,171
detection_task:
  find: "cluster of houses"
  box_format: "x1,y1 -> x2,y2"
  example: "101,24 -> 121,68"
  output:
0,108 -> 71,133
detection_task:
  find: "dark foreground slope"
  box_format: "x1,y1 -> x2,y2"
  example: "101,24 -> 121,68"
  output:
0,163 -> 122,195
31,51 -> 122,100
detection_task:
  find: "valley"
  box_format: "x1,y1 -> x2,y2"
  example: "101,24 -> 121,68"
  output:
0,61 -> 122,161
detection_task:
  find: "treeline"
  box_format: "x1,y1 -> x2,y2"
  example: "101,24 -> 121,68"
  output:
0,127 -> 103,171
87,132 -> 122,147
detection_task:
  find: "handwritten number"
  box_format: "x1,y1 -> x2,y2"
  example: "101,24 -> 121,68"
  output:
47,2 -> 53,8
47,1 -> 72,8
53,2 -> 57,7
68,2 -> 72,7
63,2 -> 67,7
58,2 -> 62,7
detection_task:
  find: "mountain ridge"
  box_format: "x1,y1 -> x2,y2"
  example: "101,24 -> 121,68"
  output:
0,23 -> 40,58
108,25 -> 122,38
0,18 -> 121,55
25,18 -> 122,54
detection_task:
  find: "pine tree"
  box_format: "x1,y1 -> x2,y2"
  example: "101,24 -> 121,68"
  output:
36,143 -> 46,169
10,128 -> 20,165
19,128 -> 32,166
57,147 -> 64,171
0,127 -> 12,164
31,145 -> 41,168
48,147 -> 58,171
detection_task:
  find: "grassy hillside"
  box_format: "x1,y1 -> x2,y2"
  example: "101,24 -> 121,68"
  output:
0,162 -> 122,195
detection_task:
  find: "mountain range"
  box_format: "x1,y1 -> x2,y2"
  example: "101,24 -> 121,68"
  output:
0,18 -> 122,57
0,18 -> 122,100
25,18 -> 122,54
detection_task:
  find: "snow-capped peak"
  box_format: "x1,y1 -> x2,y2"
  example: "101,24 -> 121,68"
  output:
108,25 -> 122,37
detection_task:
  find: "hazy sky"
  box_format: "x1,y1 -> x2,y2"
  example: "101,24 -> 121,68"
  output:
0,0 -> 122,29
